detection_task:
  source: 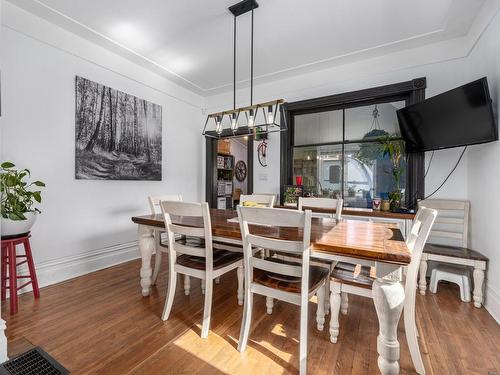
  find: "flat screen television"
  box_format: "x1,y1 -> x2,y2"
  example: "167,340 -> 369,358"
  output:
397,78 -> 497,153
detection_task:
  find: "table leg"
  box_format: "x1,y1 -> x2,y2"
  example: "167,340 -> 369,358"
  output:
473,264 -> 485,308
418,258 -> 427,295
138,225 -> 155,297
372,264 -> 405,375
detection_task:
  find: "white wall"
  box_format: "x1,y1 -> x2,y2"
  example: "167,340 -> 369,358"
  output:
206,11 -> 500,320
466,11 -> 500,322
0,2 -> 204,287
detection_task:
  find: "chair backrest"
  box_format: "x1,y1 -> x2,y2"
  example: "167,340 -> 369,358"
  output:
404,207 -> 437,300
160,201 -> 214,269
240,194 -> 275,208
149,194 -> 182,214
418,199 -> 469,248
298,197 -> 343,220
237,206 -> 312,299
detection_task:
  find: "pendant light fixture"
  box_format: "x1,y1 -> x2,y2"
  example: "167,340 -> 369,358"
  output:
202,0 -> 287,139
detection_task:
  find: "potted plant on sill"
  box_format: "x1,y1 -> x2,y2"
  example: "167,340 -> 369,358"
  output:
379,135 -> 405,212
1,162 -> 45,237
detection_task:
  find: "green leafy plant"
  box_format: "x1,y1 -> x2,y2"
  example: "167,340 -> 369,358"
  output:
379,135 -> 405,210
284,186 -> 302,204
1,162 -> 45,220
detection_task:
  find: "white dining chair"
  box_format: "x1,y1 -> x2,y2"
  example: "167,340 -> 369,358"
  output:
160,201 -> 244,338
328,207 -> 437,375
237,206 -> 329,375
148,194 -> 182,286
298,197 -> 343,220
239,194 -> 275,207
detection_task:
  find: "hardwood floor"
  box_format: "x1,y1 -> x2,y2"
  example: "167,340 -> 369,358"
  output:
3,257 -> 499,374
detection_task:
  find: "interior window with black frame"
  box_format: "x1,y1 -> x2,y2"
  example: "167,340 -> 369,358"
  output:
292,101 -> 406,208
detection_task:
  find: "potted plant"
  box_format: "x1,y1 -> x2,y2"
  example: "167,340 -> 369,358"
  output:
379,135 -> 405,212
1,162 -> 45,237
283,185 -> 302,206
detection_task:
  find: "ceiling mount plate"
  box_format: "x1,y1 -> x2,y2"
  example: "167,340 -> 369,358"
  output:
229,0 -> 259,17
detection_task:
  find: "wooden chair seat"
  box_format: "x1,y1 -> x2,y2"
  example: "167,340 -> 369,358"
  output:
177,250 -> 243,270
254,258 -> 329,294
331,262 -> 375,289
424,243 -> 488,261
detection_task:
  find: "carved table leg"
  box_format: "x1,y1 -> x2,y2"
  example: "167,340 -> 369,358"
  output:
138,225 -> 155,297
418,258 -> 427,295
373,263 -> 405,375
473,263 -> 485,308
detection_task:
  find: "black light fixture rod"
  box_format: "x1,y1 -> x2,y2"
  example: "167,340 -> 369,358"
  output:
233,15 -> 237,110
250,7 -> 254,106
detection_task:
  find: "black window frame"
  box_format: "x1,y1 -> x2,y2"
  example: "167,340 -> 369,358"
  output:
280,78 -> 426,208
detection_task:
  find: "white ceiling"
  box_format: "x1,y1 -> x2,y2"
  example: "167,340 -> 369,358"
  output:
7,0 -> 493,96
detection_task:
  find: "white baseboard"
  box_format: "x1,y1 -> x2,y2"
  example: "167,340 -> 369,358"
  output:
484,283 -> 500,324
17,241 -> 140,294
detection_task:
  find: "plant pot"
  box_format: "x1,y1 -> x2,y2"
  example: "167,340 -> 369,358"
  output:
1,212 -> 37,237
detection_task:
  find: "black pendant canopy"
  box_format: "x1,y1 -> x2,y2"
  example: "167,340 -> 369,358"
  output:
202,0 -> 287,139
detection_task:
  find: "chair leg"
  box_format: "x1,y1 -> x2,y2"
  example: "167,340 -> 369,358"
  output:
237,290 -> 253,352
8,243 -> 18,314
462,276 -> 471,303
151,249 -> 162,286
429,269 -> 438,294
324,281 -> 330,315
316,283 -> 326,331
266,296 -> 274,314
329,282 -> 341,343
340,292 -> 348,315
237,266 -> 244,306
201,279 -> 206,295
418,259 -> 427,295
161,270 -> 177,321
404,296 -> 425,375
299,295 -> 308,375
201,278 -> 213,339
24,238 -> 40,299
184,274 -> 191,296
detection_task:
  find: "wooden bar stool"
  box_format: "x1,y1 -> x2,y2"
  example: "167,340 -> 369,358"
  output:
1,232 -> 40,314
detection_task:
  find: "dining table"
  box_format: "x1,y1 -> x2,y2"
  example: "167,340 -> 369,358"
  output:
132,208 -> 412,375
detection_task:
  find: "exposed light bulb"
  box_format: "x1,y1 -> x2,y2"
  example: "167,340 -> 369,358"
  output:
231,113 -> 238,131
248,109 -> 255,128
267,105 -> 274,124
215,116 -> 222,134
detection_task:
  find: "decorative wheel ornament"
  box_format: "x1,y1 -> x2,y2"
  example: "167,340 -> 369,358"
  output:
235,160 -> 247,182
257,139 -> 268,167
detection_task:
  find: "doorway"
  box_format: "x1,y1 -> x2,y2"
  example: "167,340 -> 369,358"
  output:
206,136 -> 253,209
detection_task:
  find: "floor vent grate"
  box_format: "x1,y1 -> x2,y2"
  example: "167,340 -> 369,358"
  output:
0,346 -> 69,375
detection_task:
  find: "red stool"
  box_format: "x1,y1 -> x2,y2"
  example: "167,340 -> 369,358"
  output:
1,232 -> 40,314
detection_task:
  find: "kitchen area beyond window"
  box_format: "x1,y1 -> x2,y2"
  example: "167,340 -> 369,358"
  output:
292,101 -> 406,208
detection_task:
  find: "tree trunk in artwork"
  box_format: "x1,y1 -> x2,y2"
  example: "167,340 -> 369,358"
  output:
143,100 -> 151,162
112,91 -> 119,152
77,78 -> 87,135
85,84 -> 106,152
108,87 -> 115,152
133,97 -> 139,156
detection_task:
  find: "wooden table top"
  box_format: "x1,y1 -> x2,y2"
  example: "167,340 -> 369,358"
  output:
132,209 -> 411,265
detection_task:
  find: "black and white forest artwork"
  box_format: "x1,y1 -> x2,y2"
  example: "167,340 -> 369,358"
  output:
75,76 -> 162,180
